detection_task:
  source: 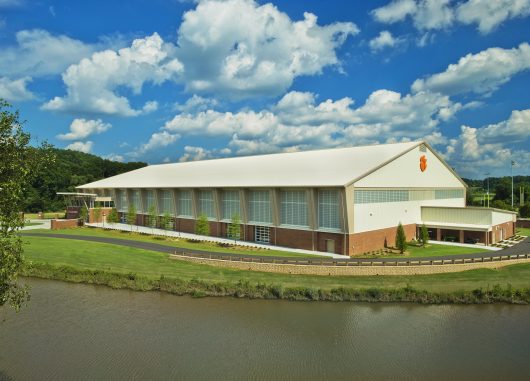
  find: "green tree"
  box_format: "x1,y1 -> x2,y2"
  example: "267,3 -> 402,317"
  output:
147,205 -> 157,233
195,213 -> 210,236
395,222 -> 407,254
419,224 -> 429,247
160,212 -> 172,235
228,214 -> 241,242
127,204 -> 137,232
93,206 -> 102,223
491,199 -> 512,211
79,206 -> 88,223
519,203 -> 530,218
1,100 -> 54,311
108,208 -> 119,223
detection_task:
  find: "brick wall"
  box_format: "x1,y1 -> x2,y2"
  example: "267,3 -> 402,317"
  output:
275,227 -> 314,251
349,223 -> 416,255
174,218 -> 195,234
51,219 -> 80,230
491,221 -> 515,242
517,219 -> 530,228
88,207 -> 114,223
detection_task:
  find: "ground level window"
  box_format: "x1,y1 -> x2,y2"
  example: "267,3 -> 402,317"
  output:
255,226 -> 270,244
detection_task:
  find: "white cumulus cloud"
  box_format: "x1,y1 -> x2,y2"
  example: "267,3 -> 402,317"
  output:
369,30 -> 405,52
42,33 -> 183,116
175,0 -> 358,98
411,42 -> 530,96
66,141 -> 93,153
0,76 -> 33,101
456,0 -> 530,34
373,0 -> 530,35
57,118 -> 112,140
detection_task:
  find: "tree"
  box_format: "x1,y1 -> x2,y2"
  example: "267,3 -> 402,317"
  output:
195,213 -> 210,236
127,204 -> 137,232
1,100 -> 54,311
93,206 -> 102,223
519,203 -> 530,218
419,224 -> 429,247
79,206 -> 88,223
160,212 -> 172,235
395,222 -> 407,254
147,205 -> 157,233
107,208 -> 119,223
228,214 -> 241,242
491,199 -> 512,211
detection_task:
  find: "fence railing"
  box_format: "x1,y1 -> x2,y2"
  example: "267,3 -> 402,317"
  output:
171,252 -> 530,267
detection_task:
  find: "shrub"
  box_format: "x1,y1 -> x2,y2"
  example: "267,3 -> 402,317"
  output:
195,213 -> 210,236
395,222 -> 407,254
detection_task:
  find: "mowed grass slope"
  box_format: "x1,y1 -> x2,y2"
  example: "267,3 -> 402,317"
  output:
25,227 -> 488,259
24,227 -> 324,258
22,236 -> 530,292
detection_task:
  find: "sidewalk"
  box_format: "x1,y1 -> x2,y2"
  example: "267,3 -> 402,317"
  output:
429,240 -> 501,251
86,222 -> 350,259
21,219 -> 51,230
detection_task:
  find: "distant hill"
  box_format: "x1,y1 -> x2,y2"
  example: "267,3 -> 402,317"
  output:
25,148 -> 147,212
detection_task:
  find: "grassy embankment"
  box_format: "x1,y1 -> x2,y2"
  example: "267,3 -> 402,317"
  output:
24,227 -> 325,258
517,227 -> 530,237
26,227 -> 489,259
20,235 -> 530,303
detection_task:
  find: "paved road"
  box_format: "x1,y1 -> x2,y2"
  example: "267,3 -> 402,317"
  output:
20,232 -> 530,263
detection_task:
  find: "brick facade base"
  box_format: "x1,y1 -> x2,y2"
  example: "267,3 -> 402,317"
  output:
349,224 -> 416,256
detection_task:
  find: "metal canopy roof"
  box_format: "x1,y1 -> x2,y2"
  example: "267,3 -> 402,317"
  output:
77,141 -> 423,189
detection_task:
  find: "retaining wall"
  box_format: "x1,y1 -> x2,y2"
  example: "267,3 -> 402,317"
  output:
170,254 -> 530,276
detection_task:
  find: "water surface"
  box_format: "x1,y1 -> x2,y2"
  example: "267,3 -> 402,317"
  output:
1,278 -> 529,380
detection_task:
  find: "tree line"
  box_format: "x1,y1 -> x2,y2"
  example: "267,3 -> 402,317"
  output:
24,148 -> 146,212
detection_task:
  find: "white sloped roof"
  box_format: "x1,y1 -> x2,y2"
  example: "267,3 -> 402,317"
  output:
77,141 -> 421,189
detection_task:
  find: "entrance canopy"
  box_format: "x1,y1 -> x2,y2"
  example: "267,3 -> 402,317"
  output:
57,192 -> 97,209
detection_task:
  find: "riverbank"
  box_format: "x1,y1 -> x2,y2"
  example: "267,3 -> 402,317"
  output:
19,235 -> 530,304
21,262 -> 530,303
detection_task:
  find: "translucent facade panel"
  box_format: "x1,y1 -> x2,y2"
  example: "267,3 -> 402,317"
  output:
160,190 -> 173,215
198,190 -> 216,219
146,190 -> 156,211
280,190 -> 308,227
354,189 -> 465,204
354,190 -> 409,204
178,190 -> 193,217
117,190 -> 128,212
435,189 -> 464,199
131,190 -> 141,212
222,190 -> 240,220
248,190 -> 272,224
318,190 -> 341,230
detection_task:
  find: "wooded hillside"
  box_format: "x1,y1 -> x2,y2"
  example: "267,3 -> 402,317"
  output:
24,148 -> 146,212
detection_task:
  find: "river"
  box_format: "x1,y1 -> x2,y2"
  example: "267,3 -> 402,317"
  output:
1,278 -> 530,380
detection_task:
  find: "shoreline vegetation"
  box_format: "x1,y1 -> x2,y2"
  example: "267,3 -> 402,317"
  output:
18,233 -> 530,304
22,263 -> 530,304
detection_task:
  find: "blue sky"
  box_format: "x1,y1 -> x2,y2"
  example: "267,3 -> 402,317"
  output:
1,0 -> 530,178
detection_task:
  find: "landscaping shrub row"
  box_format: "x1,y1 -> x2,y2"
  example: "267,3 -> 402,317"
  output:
22,262 -> 530,304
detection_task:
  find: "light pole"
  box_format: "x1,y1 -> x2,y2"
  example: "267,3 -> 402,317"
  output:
511,161 -> 515,209
485,172 -> 490,208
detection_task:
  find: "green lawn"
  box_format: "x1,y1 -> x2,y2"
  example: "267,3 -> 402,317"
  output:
23,227 -> 326,258
359,242 -> 488,259
517,227 -> 530,237
23,212 -> 64,220
25,227 -> 489,259
21,236 -> 530,292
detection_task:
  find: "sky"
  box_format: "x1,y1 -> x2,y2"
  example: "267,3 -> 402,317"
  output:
1,0 -> 530,179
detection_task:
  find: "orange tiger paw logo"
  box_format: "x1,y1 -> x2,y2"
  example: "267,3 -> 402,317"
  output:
420,155 -> 427,172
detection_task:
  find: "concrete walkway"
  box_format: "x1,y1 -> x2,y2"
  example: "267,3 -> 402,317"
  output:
429,240 -> 501,251
86,222 -> 349,259
21,219 -> 51,230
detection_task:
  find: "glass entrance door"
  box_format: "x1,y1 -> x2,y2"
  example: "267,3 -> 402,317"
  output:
255,226 -> 270,244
